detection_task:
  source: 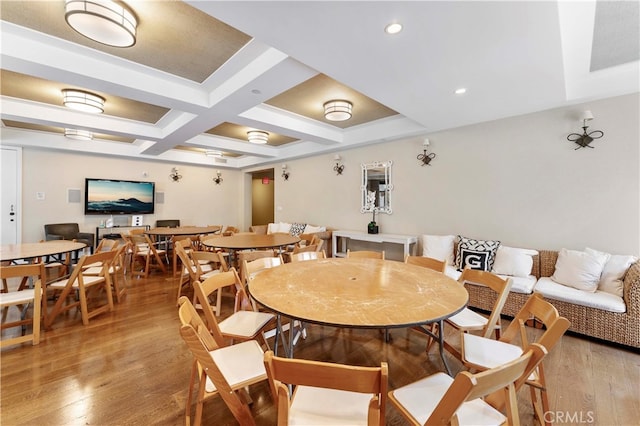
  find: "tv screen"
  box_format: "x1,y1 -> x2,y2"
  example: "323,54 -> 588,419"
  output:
84,178 -> 155,215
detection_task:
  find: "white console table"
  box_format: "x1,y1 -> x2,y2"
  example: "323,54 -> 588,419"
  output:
332,230 -> 418,259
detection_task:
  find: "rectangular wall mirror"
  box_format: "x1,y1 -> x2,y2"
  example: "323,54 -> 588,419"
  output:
361,161 -> 393,214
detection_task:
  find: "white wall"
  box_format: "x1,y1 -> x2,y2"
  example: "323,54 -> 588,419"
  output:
11,93 -> 639,255
275,93 -> 640,255
20,150 -> 242,243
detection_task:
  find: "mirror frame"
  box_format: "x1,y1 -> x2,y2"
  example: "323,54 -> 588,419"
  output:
360,161 -> 393,214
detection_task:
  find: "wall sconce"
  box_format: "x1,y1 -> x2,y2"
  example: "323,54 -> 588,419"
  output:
169,167 -> 182,182
567,110 -> 604,150
333,154 -> 345,175
212,170 -> 223,185
281,164 -> 290,180
417,138 -> 436,166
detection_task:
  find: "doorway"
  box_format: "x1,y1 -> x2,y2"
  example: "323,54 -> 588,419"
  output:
250,169 -> 274,227
1,146 -> 22,245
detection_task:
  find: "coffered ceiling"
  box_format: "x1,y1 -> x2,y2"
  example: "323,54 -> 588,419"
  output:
1,1 -> 638,170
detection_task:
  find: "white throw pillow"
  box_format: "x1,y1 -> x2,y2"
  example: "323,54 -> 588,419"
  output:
421,235 -> 455,265
586,247 -> 638,297
492,245 -> 538,277
551,248 -> 609,292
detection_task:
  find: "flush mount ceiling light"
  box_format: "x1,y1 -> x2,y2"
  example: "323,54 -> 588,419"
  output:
62,89 -> 105,113
454,87 -> 467,95
384,22 -> 403,34
205,150 -> 223,158
323,100 -> 353,121
64,0 -> 137,47
64,128 -> 93,141
247,130 -> 269,144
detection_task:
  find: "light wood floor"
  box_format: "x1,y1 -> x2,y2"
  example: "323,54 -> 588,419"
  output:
1,267 -> 639,425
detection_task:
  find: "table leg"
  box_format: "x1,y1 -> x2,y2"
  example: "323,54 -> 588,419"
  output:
418,320 -> 452,376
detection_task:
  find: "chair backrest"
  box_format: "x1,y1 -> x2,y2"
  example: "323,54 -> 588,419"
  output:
290,250 -> 326,262
290,244 -> 319,255
428,346 -> 537,424
95,238 -> 120,252
193,268 -> 250,346
500,293 -> 571,353
222,226 -> 239,236
347,250 -> 385,260
44,223 -> 79,239
177,297 -> 257,425
156,219 -> 180,228
263,350 -> 388,426
404,255 -> 446,273
1,262 -> 45,347
174,240 -> 199,279
241,255 -> 283,285
458,268 -> 513,338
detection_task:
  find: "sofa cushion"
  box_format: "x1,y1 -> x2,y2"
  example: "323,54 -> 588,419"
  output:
421,234 -> 455,265
444,265 -> 462,281
585,247 -> 638,297
304,224 -> 326,234
551,248 -> 609,292
453,268 -> 536,294
535,277 -> 626,313
492,246 -> 538,278
497,274 -> 537,294
455,236 -> 500,272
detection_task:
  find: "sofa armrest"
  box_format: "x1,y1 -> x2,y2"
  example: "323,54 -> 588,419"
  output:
623,261 -> 640,316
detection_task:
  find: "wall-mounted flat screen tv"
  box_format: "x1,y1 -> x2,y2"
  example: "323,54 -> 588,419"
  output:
84,178 -> 155,215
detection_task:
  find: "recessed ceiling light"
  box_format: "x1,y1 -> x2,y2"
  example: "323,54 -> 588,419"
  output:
454,88 -> 467,95
384,23 -> 403,34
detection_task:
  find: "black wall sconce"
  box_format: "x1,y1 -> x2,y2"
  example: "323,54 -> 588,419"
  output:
281,164 -> 290,180
567,110 -> 604,150
169,167 -> 182,182
333,154 -> 344,175
213,170 -> 223,185
417,138 -> 436,166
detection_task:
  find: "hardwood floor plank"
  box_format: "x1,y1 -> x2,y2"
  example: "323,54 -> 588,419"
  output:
2,267 -> 639,425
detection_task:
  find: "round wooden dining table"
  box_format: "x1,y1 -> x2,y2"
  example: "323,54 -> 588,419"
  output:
144,225 -> 221,237
248,257 -> 468,374
0,240 -> 87,262
201,233 -> 300,251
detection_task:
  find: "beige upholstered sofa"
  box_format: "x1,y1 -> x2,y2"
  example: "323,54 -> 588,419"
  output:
421,234 -> 640,349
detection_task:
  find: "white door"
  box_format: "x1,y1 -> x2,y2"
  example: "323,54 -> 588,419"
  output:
1,147 -> 21,245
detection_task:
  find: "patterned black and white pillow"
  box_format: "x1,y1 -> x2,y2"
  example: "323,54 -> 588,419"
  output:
455,235 -> 501,271
289,223 -> 307,237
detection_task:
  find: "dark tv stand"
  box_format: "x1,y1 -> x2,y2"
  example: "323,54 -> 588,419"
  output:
95,225 -> 149,249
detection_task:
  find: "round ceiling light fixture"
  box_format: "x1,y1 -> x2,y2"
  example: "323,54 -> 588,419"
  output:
65,0 -> 137,48
384,22 -> 403,34
323,100 -> 353,121
62,89 -> 105,113
64,128 -> 93,141
247,130 -> 269,144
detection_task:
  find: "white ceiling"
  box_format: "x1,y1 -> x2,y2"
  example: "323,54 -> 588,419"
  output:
1,1 -> 638,170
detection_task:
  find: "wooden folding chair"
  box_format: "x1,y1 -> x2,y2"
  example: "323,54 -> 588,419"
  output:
178,297 -> 266,426
264,350 -> 388,425
404,254 -> 446,273
389,345 -> 543,425
46,250 -> 117,327
1,263 -> 45,347
459,293 -> 571,426
346,249 -> 385,259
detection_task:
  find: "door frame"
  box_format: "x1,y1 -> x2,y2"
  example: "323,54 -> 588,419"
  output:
1,146 -> 23,245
